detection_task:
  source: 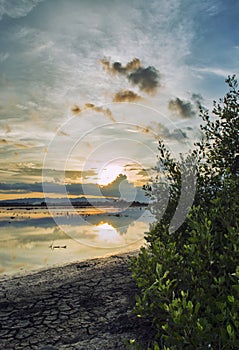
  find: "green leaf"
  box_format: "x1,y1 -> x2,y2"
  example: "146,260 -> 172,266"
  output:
227,295 -> 235,303
188,300 -> 193,312
227,324 -> 233,336
153,342 -> 160,350
156,263 -> 162,276
195,302 -> 200,316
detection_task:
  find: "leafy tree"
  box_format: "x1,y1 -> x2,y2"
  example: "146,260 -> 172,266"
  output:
194,75 -> 239,203
128,76 -> 239,349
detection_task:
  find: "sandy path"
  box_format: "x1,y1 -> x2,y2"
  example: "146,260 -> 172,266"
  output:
0,251 -> 152,350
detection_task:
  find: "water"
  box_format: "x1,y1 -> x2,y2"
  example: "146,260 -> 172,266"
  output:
0,206 -> 154,275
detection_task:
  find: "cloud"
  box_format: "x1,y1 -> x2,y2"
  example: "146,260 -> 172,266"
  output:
100,174 -> 130,198
0,0 -> 44,20
5,125 -> 11,133
0,175 -> 146,201
126,124 -> 169,141
127,123 -> 181,141
193,66 -> 234,78
136,169 -> 150,177
57,130 -> 70,137
84,103 -> 95,109
134,122 -> 188,142
155,123 -> 188,141
2,164 -> 97,183
85,103 -> 116,122
135,125 -> 154,136
128,66 -> 160,93
113,90 -> 142,103
99,173 -> 147,202
1,0 -> 234,193
168,97 -> 196,118
15,226 -> 97,244
0,181 -> 81,195
170,128 -> 188,141
101,57 -> 160,94
71,105 -> 81,115
71,102 -> 115,122
14,143 -> 29,149
0,179 -> 121,198
0,52 -> 9,63
0,182 -> 43,193
0,139 -> 8,144
101,57 -> 141,74
191,93 -> 204,108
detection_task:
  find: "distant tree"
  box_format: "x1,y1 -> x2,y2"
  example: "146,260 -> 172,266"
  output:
128,76 -> 239,350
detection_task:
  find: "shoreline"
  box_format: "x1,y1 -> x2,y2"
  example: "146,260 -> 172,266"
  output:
0,250 -> 152,350
0,248 -> 141,281
0,249 -> 139,286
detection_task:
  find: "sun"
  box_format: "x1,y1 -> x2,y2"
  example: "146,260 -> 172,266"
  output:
98,164 -> 123,186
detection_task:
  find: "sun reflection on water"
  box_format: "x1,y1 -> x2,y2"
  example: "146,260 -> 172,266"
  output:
94,221 -> 124,246
0,206 -> 155,275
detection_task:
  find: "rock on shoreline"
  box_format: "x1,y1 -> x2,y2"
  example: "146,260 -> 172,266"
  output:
0,251 -> 153,350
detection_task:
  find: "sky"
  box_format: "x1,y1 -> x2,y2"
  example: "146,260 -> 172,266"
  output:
0,0 -> 239,201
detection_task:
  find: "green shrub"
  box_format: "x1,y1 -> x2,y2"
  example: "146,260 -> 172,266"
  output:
129,76 -> 239,349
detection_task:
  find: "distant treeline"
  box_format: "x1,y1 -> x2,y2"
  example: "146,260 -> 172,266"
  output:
0,200 -> 148,208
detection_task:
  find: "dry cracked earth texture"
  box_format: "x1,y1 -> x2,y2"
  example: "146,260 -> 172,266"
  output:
0,252 -> 153,350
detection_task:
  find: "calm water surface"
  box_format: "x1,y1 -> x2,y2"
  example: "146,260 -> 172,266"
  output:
0,206 -> 154,275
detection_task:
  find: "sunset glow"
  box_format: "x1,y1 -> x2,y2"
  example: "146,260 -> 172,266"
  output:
0,0 -> 238,202
95,222 -> 123,246
98,164 -> 124,186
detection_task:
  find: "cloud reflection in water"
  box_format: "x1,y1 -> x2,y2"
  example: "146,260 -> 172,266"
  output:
0,207 -> 154,275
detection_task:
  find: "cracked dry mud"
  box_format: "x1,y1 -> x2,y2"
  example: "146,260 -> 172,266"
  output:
0,251 -> 152,349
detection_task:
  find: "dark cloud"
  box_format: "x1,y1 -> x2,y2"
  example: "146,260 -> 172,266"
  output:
0,177 -> 127,198
136,122 -> 188,142
0,182 -> 43,193
170,128 -> 188,140
191,93 -> 204,108
71,105 -> 81,115
8,165 -> 97,183
101,57 -> 160,94
155,123 -> 188,141
100,174 -> 128,198
128,66 -> 160,93
0,182 -> 84,196
113,90 -> 142,103
101,57 -> 141,74
168,97 -> 196,118
1,139 -> 8,144
112,62 -> 125,73
0,178 -> 147,202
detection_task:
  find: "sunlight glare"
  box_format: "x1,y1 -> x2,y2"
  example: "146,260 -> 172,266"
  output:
95,222 -> 123,245
98,164 -> 123,186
